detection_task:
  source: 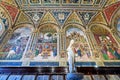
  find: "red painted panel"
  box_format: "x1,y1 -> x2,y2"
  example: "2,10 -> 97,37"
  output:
1,2 -> 19,22
104,2 -> 120,24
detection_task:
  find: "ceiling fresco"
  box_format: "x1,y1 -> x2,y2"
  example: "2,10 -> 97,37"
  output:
103,1 -> 120,24
90,12 -> 107,25
0,0 -> 120,28
0,1 -> 19,23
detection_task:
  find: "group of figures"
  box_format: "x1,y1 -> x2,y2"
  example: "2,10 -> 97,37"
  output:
1,27 -> 31,60
0,25 -> 120,61
99,36 -> 120,60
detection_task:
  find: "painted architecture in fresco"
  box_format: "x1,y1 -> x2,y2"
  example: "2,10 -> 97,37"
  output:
0,0 -> 120,67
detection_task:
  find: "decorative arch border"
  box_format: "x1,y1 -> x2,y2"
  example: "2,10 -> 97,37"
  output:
13,23 -> 35,32
38,23 -> 60,32
88,23 -> 111,32
63,23 -> 85,32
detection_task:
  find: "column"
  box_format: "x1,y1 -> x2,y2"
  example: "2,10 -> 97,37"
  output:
85,30 -> 94,56
21,30 -> 37,59
86,30 -> 104,66
59,29 -> 67,66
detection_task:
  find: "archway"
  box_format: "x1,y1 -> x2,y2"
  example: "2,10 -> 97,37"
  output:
34,24 -> 59,60
90,24 -> 120,60
1,25 -> 33,60
65,24 -> 92,61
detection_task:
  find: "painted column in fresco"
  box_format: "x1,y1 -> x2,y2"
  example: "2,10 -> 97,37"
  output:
0,28 -> 13,51
31,31 -> 39,51
84,30 -> 93,57
88,30 -> 102,59
22,31 -> 36,59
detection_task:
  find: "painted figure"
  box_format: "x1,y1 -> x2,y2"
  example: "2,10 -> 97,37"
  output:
67,39 -> 76,73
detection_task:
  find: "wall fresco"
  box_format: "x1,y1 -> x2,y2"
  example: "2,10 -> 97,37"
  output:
34,31 -> 58,60
1,27 -> 32,60
66,27 -> 91,61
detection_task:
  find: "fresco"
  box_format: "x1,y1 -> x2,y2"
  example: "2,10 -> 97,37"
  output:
79,12 -> 96,25
95,0 -> 101,4
94,35 -> 120,60
1,27 -> 32,60
117,18 -> 120,37
52,11 -> 71,25
0,8 -> 9,41
63,0 -> 79,3
66,27 -> 91,61
34,32 -> 57,60
81,0 -> 94,5
30,0 -> 40,3
43,0 -> 59,4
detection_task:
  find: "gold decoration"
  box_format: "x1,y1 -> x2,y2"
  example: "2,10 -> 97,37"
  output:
40,12 -> 58,25
90,12 -> 107,25
15,11 -> 33,25
65,12 -> 83,25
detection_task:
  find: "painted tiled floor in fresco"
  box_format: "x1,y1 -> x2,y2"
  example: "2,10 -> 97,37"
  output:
0,74 -> 120,80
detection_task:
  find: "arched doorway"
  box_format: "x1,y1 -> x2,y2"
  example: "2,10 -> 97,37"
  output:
65,25 -> 92,61
91,25 -> 120,60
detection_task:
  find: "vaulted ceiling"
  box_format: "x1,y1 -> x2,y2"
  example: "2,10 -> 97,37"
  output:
0,0 -> 120,30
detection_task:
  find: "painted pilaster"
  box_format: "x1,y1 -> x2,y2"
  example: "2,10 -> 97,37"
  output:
88,29 -> 104,66
21,30 -> 37,59
59,29 -> 67,66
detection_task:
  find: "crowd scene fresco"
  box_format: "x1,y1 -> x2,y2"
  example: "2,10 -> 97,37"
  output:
34,32 -> 57,59
94,33 -> 120,60
1,27 -> 32,60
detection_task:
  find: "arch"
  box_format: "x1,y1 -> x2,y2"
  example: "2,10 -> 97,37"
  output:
13,24 -> 35,32
38,23 -> 60,32
63,23 -> 85,32
89,23 -> 111,32
64,23 -> 92,61
89,23 -> 120,60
